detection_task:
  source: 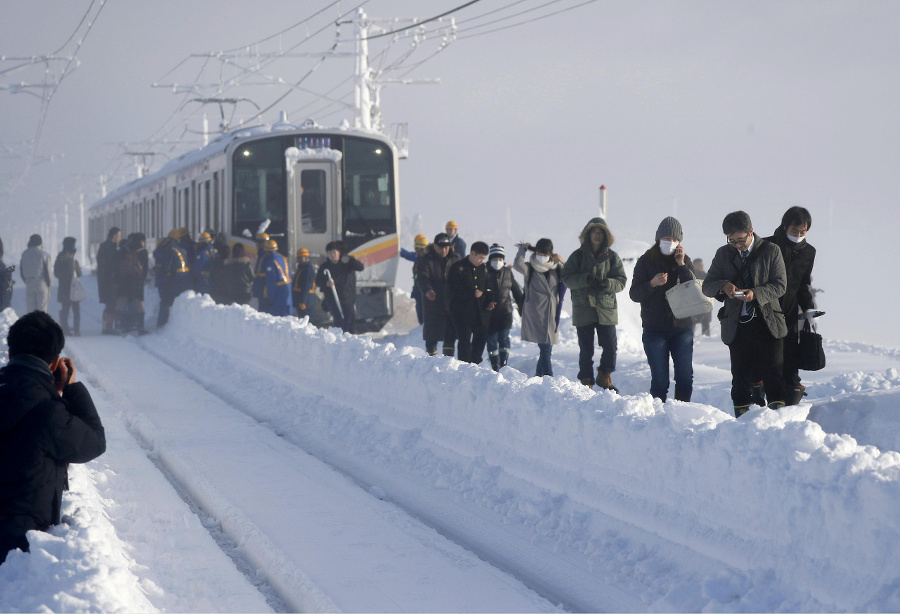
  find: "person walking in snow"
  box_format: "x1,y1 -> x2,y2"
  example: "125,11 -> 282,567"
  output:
53,237 -> 83,337
691,258 -> 712,337
315,240 -> 364,333
292,248 -> 322,323
153,228 -> 192,328
765,206 -> 817,406
19,234 -> 52,314
223,242 -> 255,306
447,241 -> 493,364
115,233 -> 148,334
702,210 -> 788,417
192,232 -> 215,295
96,227 -> 121,334
417,233 -> 462,357
561,217 -> 627,392
400,234 -> 428,325
0,311 -> 106,565
484,244 -> 523,371
629,217 -> 697,402
260,239 -> 292,317
444,220 -> 467,258
513,239 -> 566,378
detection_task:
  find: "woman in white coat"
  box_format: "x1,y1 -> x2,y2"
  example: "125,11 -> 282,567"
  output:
513,239 -> 566,377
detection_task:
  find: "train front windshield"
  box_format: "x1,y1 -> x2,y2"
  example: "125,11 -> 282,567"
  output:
232,134 -> 396,247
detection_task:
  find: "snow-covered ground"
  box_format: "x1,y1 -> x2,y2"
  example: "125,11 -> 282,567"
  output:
1,262 -> 899,612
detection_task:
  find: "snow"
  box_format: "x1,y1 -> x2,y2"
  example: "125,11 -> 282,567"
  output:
1,265 -> 900,612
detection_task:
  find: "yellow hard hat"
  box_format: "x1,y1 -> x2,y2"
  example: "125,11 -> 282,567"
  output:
256,232 -> 270,241
296,248 -> 310,257
264,239 -> 278,251
168,227 -> 189,240
198,232 -> 212,243
445,220 -> 458,230
414,234 -> 428,248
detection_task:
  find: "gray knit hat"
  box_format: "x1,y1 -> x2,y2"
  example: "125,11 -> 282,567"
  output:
655,216 -> 683,242
488,243 -> 505,260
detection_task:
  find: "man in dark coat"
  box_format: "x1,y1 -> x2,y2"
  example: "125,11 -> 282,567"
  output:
116,233 -> 148,334
153,228 -> 192,328
448,241 -> 493,364
223,243 -> 255,305
416,233 -> 462,357
766,206 -> 817,405
702,211 -> 788,417
96,227 -> 121,334
315,240 -> 364,333
0,311 -> 106,564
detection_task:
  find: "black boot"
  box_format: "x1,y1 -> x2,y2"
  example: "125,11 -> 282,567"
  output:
498,349 -> 509,369
489,354 -> 500,372
749,381 -> 766,407
788,386 -> 807,406
734,404 -> 750,418
674,388 -> 692,402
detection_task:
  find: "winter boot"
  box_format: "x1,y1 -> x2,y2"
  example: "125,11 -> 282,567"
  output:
674,388 -> 692,402
580,378 -> 595,388
767,400 -> 785,410
596,369 -> 619,393
734,404 -> 751,418
498,349 -> 509,369
489,353 -> 500,372
749,381 -> 766,407
788,386 -> 807,406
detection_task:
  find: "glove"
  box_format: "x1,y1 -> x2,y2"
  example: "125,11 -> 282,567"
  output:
588,275 -> 608,292
300,303 -> 306,310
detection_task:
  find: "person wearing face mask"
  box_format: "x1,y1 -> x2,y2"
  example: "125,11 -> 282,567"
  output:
484,244 -> 524,371
766,206 -> 817,405
514,239 -> 566,377
702,211 -> 788,417
629,217 -> 697,402
562,217 -> 627,392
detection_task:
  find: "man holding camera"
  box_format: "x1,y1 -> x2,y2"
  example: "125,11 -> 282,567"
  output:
0,311 -> 106,564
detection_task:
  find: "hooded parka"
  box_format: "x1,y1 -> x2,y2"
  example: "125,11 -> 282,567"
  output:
562,218 -> 627,327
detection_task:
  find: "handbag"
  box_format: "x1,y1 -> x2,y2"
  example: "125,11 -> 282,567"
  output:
797,319 -> 826,371
70,275 -> 87,302
665,279 -> 714,319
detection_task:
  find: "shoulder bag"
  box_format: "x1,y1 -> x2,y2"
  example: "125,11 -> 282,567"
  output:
797,319 -> 826,371
70,275 -> 87,302
665,279 -> 713,319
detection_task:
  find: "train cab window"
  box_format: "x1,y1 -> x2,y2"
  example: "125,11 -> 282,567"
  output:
341,137 -> 394,235
300,169 -> 327,234
233,139 -> 287,225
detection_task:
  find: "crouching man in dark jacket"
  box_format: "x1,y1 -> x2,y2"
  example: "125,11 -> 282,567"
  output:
0,311 -> 106,564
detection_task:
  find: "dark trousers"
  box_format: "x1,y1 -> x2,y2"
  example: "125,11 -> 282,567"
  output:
577,323 -> 617,381
729,316 -> 786,407
454,314 -> 486,364
782,324 -> 802,390
60,300 -> 81,335
425,318 -> 457,357
331,302 -> 355,334
536,342 -> 553,377
642,326 -> 694,402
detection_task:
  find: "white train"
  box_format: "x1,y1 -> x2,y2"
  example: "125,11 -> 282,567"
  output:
88,117 -> 401,332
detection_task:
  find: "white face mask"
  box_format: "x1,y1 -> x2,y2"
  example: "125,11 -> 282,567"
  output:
787,234 -> 805,244
659,240 -> 679,256
490,259 -> 504,270
535,254 -> 550,264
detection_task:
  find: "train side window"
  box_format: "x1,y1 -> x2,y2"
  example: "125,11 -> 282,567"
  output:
300,169 -> 327,234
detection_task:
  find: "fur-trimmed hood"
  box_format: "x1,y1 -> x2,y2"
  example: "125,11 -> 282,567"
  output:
578,217 -> 615,248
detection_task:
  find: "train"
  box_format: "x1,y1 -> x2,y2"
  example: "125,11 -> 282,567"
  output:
87,116 -> 401,332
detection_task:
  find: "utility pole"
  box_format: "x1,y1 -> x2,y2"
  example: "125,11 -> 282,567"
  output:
599,185 -> 608,219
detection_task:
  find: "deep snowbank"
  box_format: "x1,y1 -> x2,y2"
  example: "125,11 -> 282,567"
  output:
148,293 -> 900,611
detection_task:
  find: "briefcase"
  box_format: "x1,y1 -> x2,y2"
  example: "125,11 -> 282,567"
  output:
797,320 -> 826,371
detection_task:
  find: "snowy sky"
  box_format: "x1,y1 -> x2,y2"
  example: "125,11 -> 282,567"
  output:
1,0 -> 899,346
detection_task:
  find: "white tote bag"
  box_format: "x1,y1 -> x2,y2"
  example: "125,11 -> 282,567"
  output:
665,279 -> 713,319
70,276 -> 87,302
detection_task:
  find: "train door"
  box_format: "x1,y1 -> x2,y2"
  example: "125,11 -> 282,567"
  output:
286,148 -> 342,268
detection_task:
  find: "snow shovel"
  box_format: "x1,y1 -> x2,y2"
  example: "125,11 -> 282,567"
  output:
323,268 -> 344,321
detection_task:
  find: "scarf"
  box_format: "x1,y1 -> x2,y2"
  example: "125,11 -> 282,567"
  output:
529,254 -> 558,274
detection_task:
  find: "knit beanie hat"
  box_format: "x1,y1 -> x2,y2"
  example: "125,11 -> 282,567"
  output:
655,216 -> 683,242
488,243 -> 505,260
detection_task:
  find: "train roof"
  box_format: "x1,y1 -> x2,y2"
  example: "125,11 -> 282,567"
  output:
90,117 -> 391,211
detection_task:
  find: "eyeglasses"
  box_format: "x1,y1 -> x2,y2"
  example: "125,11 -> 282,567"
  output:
727,233 -> 751,246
